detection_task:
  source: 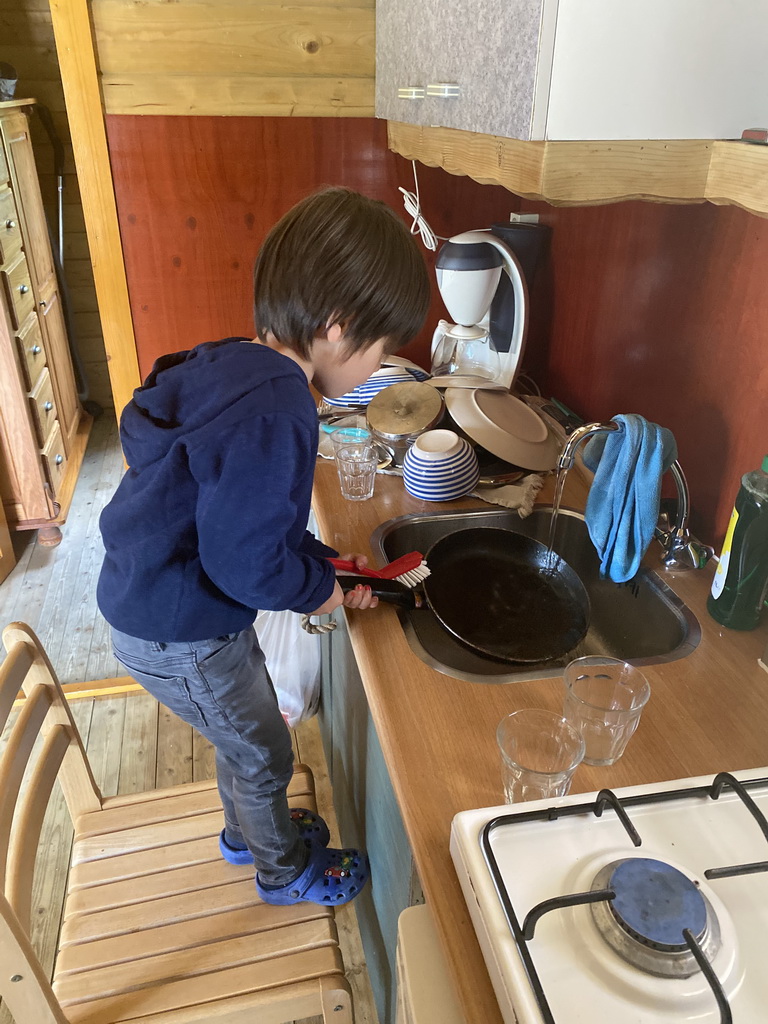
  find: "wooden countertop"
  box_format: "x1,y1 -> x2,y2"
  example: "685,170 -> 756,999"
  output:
311,460 -> 768,1024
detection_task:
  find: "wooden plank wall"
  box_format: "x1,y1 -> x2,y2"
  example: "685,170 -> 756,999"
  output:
91,0 -> 375,118
0,0 -> 112,409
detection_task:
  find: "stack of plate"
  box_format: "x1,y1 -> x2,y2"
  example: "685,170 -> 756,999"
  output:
322,362 -> 430,408
444,388 -> 561,472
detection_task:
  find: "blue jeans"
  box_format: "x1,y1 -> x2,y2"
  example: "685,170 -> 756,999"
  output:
111,626 -> 308,886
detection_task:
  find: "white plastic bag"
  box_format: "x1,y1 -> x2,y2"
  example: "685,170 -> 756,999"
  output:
254,608 -> 321,728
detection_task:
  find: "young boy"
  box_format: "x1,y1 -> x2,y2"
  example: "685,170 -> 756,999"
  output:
97,187 -> 431,906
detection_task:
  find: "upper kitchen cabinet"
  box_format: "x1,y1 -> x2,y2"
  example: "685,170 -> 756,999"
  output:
376,0 -> 768,141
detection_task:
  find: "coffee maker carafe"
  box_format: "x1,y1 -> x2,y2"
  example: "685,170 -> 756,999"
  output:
430,226 -> 545,391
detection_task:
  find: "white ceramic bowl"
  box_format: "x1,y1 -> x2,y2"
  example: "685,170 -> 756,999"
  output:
323,365 -> 430,408
444,388 -> 560,471
402,430 -> 480,502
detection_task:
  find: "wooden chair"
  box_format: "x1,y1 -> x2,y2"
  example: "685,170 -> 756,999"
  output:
0,621 -> 353,1024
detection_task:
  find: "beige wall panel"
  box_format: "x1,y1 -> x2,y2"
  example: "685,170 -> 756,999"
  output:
101,73 -> 374,117
91,2 -> 374,77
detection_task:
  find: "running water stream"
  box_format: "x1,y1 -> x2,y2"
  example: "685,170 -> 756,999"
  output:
545,464 -> 569,574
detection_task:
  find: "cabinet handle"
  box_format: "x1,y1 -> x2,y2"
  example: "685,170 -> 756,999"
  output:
55,454 -> 64,466
426,83 -> 461,98
31,344 -> 41,355
4,219 -> 16,230
39,300 -> 46,309
18,284 -> 29,295
44,401 -> 53,412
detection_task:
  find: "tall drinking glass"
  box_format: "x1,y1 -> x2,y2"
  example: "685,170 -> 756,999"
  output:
563,657 -> 651,766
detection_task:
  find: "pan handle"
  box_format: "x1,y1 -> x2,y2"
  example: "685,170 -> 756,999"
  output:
338,576 -> 419,610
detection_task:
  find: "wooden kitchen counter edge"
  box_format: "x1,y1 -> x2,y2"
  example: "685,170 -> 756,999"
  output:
311,459 -> 768,1024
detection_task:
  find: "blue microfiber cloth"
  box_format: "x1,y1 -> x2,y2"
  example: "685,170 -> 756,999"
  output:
582,414 -> 678,584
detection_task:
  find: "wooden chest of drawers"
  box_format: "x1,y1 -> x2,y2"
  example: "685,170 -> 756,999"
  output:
0,100 -> 89,546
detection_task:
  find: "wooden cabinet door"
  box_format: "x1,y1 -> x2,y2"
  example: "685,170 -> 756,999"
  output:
39,288 -> 79,452
375,0 -> 544,139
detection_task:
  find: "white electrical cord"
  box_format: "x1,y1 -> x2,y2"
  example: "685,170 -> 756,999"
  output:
399,160 -> 445,252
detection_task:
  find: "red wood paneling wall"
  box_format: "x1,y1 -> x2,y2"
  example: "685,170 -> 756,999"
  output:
106,115 -> 767,545
510,198 -> 768,547
105,116 -> 515,376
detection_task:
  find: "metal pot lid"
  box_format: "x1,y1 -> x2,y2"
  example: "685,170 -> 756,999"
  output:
366,381 -> 444,441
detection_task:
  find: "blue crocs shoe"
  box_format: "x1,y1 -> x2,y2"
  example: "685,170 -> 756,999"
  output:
219,807 -> 331,866
256,842 -> 370,906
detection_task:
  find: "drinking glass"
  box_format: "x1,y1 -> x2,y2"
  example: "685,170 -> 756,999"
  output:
330,426 -> 372,454
563,657 -> 651,766
496,709 -> 585,803
334,444 -> 377,501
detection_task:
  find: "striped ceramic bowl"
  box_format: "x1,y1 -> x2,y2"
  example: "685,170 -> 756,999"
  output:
323,365 -> 430,408
402,430 -> 480,502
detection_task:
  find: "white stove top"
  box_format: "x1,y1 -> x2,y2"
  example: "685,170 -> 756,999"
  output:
450,768 -> 768,1023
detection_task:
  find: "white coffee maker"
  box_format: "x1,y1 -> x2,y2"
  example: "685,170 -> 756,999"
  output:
430,229 -> 529,391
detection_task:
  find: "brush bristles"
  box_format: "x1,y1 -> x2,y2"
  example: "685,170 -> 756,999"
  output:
394,561 -> 431,587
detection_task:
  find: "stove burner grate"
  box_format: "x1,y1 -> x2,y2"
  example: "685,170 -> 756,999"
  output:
591,857 -> 721,978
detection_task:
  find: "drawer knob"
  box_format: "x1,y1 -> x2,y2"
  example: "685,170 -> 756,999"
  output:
31,344 -> 41,355
4,219 -> 16,230
19,284 -> 29,295
44,401 -> 53,412
39,300 -> 46,309
55,454 -> 64,466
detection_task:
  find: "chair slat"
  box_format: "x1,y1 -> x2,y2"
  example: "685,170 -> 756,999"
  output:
55,917 -> 336,1002
0,684 -> 52,885
0,640 -> 34,737
6,723 -> 72,933
2,622 -> 102,821
54,944 -> 345,1017
61,880 -> 261,946
56,902 -> 332,975
65,859 -> 254,918
63,979 -> 328,1024
0,891 -> 69,1024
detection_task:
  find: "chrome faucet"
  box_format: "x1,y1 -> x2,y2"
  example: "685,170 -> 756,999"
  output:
557,422 -> 714,572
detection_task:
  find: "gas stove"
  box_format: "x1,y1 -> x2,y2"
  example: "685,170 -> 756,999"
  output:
450,769 -> 768,1023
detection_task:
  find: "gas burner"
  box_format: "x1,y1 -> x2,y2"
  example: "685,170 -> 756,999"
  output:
590,857 -> 722,978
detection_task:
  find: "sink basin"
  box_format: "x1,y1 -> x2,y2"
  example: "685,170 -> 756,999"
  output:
372,506 -> 700,684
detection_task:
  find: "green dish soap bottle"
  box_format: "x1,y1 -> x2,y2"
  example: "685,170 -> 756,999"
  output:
707,455 -> 768,630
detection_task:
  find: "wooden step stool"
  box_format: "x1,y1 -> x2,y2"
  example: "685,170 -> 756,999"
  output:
0,622 -> 353,1024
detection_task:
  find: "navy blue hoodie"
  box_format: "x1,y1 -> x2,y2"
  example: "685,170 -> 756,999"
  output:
97,338 -> 337,641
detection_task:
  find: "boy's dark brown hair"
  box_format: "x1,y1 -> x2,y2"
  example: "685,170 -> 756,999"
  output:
253,187 -> 431,359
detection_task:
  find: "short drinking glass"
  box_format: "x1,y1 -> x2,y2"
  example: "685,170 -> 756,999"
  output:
334,443 -> 377,502
563,657 -> 651,767
496,708 -> 585,803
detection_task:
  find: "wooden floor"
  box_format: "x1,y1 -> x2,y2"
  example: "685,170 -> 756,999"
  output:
0,413 -> 378,1024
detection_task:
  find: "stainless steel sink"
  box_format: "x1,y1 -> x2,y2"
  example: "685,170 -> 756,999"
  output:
372,506 -> 700,684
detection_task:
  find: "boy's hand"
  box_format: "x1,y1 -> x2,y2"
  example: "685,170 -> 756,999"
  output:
310,581 -> 379,615
334,552 -> 379,609
337,552 -> 370,571
342,583 -> 379,611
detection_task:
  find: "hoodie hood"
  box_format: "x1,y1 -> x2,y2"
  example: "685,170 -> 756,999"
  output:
120,338 -> 306,469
